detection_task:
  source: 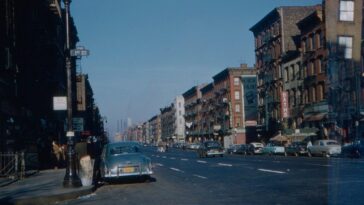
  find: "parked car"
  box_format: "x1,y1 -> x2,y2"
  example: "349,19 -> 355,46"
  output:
235,144 -> 250,155
284,141 -> 308,156
341,140 -> 364,158
226,144 -> 243,154
247,142 -> 264,155
100,141 -> 153,182
197,141 -> 225,158
262,142 -> 285,155
307,140 -> 341,158
188,143 -> 201,150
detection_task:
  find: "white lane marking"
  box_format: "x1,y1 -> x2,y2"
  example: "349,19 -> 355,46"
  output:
197,160 -> 207,164
181,158 -> 189,161
156,155 -> 160,158
306,163 -> 332,167
218,163 -> 233,167
170,157 -> 176,160
170,167 -> 184,173
193,174 -> 207,179
155,163 -> 164,167
258,169 -> 286,174
162,156 -> 167,159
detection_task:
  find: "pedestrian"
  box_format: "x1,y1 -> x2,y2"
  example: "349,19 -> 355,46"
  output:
307,140 -> 313,149
52,140 -> 62,169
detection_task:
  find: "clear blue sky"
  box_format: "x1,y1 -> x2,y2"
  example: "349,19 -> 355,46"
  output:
71,0 -> 321,136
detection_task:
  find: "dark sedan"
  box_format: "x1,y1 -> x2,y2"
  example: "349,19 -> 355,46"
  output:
341,140 -> 364,158
197,141 -> 225,158
284,141 -> 308,157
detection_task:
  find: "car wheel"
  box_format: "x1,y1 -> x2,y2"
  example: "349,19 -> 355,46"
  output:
323,152 -> 330,158
220,154 -> 223,157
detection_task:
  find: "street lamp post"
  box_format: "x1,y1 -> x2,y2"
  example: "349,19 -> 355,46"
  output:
63,0 -> 82,188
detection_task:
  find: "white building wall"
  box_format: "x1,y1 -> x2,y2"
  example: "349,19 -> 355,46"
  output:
174,95 -> 185,142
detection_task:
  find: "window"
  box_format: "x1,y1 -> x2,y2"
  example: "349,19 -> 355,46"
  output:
338,36 -> 353,59
309,61 -> 314,76
178,102 -> 181,108
235,104 -> 240,112
311,86 -> 316,103
234,77 -> 240,86
235,91 -> 240,100
302,39 -> 306,53
339,0 -> 354,21
179,110 -> 182,116
317,84 -> 324,101
311,34 -> 316,50
317,58 -> 322,73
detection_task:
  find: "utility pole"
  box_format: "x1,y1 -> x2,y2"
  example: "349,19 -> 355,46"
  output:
63,0 -> 82,188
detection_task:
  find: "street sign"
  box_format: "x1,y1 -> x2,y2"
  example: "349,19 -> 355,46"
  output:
73,118 -> 84,132
280,91 -> 290,118
53,96 -> 67,111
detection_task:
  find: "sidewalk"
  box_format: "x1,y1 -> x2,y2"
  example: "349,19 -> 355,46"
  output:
0,169 -> 94,205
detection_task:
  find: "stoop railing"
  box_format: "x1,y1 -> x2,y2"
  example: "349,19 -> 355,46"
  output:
0,152 -> 25,179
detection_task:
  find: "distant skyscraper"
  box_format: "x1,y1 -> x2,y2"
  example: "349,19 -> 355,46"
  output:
127,117 -> 132,128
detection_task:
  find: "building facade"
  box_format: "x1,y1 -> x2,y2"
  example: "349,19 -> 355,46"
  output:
160,105 -> 175,142
0,0 -> 72,152
250,6 -> 317,140
174,95 -> 185,143
212,64 -> 253,145
324,0 -> 364,142
183,85 -> 205,143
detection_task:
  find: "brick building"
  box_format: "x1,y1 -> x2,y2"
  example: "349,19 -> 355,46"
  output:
183,84 -> 205,143
250,6 -> 317,140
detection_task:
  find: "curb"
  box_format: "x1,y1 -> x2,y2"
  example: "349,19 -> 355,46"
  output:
0,170 -> 38,188
0,178 -> 18,188
1,185 -> 95,205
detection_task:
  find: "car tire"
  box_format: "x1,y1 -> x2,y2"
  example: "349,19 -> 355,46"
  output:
220,154 -> 223,157
323,152 -> 330,158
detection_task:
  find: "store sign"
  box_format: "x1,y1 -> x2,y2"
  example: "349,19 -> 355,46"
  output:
53,96 -> 67,111
281,91 -> 290,118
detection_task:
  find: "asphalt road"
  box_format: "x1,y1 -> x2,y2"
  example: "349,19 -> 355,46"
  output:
59,147 -> 364,205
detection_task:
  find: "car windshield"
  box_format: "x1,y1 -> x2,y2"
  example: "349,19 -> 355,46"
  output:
205,142 -> 220,148
326,141 -> 338,145
109,146 -> 139,155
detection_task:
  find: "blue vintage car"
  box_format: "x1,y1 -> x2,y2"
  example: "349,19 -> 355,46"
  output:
100,141 -> 153,182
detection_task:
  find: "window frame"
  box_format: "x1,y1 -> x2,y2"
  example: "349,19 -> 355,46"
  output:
338,35 -> 353,59
339,0 -> 355,22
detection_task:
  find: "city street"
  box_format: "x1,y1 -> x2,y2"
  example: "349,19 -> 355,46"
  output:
59,147 -> 364,205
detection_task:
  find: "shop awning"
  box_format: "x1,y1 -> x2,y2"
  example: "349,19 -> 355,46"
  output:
304,113 -> 327,122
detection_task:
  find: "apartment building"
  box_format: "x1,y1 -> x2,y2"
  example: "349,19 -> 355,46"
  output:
250,6 -> 317,140
183,85 -> 205,143
212,65 -> 250,144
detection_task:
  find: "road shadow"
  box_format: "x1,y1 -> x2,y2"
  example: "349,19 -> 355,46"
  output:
101,176 -> 157,186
